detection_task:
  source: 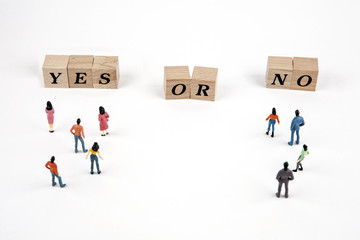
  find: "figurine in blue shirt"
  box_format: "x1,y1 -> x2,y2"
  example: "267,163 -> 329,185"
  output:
288,110 -> 305,146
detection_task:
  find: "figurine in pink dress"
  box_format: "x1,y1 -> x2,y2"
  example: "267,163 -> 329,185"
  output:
45,101 -> 55,133
98,106 -> 109,136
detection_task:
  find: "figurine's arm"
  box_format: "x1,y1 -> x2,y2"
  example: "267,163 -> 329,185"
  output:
70,126 -> 75,134
85,151 -> 90,159
289,171 -> 294,180
45,163 -> 50,170
276,115 -> 280,124
300,118 -> 305,127
266,114 -> 271,121
81,127 -> 85,138
98,151 -> 103,160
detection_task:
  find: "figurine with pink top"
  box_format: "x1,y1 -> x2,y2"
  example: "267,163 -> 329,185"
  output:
99,106 -> 109,136
45,101 -> 55,133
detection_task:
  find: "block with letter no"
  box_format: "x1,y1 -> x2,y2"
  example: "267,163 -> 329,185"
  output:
42,55 -> 70,88
164,66 -> 191,99
291,57 -> 318,91
266,56 -> 293,89
67,55 -> 94,88
92,56 -> 119,89
191,66 -> 218,101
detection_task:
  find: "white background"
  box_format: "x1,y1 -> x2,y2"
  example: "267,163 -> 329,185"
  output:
1,0 -> 359,239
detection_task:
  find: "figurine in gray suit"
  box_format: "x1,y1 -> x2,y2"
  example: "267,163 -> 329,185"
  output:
276,162 -> 294,198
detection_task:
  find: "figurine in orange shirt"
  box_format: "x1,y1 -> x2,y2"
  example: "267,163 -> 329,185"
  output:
70,118 -> 88,153
266,108 -> 280,137
45,156 -> 66,188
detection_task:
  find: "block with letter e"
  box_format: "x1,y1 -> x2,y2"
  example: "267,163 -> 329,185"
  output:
68,55 -> 94,88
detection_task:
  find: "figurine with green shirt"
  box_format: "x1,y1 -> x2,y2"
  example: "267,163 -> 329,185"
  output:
85,142 -> 103,174
293,144 -> 309,172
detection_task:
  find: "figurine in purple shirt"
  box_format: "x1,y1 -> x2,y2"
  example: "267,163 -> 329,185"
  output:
288,110 -> 305,146
276,162 -> 294,198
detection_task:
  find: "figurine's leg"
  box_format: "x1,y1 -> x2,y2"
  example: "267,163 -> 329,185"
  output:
55,174 -> 65,187
299,163 -> 303,171
74,135 -> 78,152
79,137 -> 86,152
284,181 -> 289,198
95,156 -> 100,173
51,173 -> 56,186
295,130 -> 300,144
90,155 -> 95,174
267,121 -> 271,133
288,131 -> 294,145
277,181 -> 283,196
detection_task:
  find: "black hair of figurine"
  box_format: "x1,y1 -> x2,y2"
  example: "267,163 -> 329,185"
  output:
295,110 -> 300,116
303,144 -> 308,151
99,106 -> 105,115
77,118 -> 81,125
51,156 -> 55,163
272,107 -> 276,115
92,142 -> 99,152
283,162 -> 289,170
46,101 -> 53,111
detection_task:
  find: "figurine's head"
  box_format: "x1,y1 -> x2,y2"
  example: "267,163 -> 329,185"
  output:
50,156 -> 55,163
92,142 -> 99,152
46,101 -> 53,110
99,106 -> 105,115
295,110 -> 300,116
272,107 -> 276,115
77,118 -> 81,125
283,162 -> 289,170
303,144 -> 308,151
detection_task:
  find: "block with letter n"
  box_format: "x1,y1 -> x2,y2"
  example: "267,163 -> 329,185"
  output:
266,56 -> 293,89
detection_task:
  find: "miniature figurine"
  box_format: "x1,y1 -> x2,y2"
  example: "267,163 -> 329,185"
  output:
293,144 -> 309,172
288,109 -> 305,146
70,118 -> 88,153
276,162 -> 294,198
45,156 -> 66,187
98,106 -> 109,136
266,107 -> 280,137
85,142 -> 103,174
45,101 -> 55,133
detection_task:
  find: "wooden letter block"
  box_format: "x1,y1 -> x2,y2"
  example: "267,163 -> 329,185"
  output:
42,55 -> 70,88
266,56 -> 293,89
164,66 -> 191,99
92,56 -> 119,89
291,57 -> 319,91
191,66 -> 218,101
68,55 -> 94,88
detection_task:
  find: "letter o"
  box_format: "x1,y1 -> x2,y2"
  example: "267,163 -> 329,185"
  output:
172,84 -> 186,95
297,75 -> 312,87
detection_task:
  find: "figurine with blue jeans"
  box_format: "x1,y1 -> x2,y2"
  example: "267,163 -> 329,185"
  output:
288,110 -> 305,146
